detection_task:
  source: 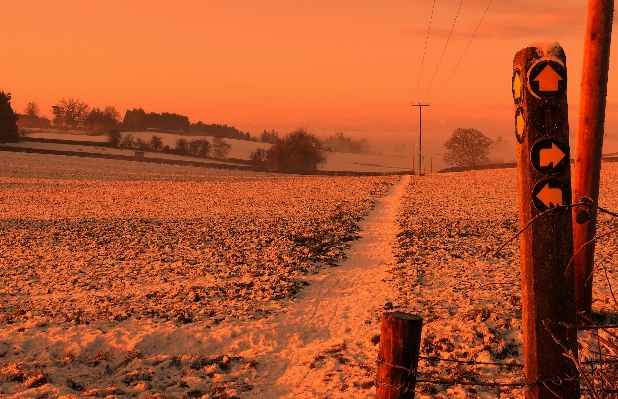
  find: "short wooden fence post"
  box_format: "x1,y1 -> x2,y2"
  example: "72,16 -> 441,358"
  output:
376,312 -> 423,399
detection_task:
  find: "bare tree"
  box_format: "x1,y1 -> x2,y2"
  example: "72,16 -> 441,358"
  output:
51,98 -> 90,128
121,133 -> 135,149
212,137 -> 231,159
249,148 -> 268,165
24,102 -> 40,117
103,106 -> 120,123
188,139 -> 211,157
134,137 -> 150,151
443,128 -> 494,166
149,135 -> 164,151
106,129 -> 122,148
175,138 -> 189,155
265,128 -> 327,173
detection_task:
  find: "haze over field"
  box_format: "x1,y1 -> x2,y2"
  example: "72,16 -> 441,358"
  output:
3,0 -> 618,161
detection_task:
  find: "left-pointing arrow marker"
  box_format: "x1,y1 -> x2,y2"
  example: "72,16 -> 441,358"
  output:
532,179 -> 570,212
536,183 -> 563,208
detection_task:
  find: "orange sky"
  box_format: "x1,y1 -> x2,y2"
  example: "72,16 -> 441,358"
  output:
2,0 -> 618,156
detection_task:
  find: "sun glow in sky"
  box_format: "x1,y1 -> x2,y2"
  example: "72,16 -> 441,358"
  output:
2,0 -> 618,155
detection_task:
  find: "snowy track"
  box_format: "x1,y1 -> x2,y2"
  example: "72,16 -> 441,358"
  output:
239,175 -> 409,397
0,152 -> 401,398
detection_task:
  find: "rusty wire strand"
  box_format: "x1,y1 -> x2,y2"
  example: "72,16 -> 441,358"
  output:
566,227 -> 618,276
492,201 -> 618,258
587,246 -> 618,283
418,355 -> 523,368
605,265 -> 618,309
578,313 -> 618,342
544,320 -> 604,399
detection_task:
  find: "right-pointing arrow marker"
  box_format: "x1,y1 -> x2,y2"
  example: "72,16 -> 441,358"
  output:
539,143 -> 566,168
536,183 -> 564,208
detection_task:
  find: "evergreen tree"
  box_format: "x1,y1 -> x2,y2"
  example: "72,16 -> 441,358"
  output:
0,92 -> 20,143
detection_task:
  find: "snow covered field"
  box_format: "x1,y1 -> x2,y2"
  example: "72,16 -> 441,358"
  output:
0,152 -> 397,397
1,152 -> 617,398
391,166 -> 618,398
1,141 -> 241,166
21,131 -> 413,172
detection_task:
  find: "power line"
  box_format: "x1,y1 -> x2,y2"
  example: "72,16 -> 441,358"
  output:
412,0 -> 437,103
420,0 -> 464,102
430,0 -> 494,103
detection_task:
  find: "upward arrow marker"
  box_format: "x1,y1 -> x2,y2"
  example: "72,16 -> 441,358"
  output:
534,65 -> 563,92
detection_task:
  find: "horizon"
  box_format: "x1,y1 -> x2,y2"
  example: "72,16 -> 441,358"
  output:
2,0 -> 618,165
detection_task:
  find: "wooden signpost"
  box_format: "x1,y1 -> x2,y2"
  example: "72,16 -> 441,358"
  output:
513,45 -> 579,399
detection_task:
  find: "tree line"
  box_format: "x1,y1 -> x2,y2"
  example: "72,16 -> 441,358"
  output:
106,130 -> 232,159
16,98 -> 253,141
4,93 -> 500,169
0,92 -> 375,173
323,132 -> 369,154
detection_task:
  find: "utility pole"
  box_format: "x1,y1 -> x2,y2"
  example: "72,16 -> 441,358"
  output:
572,0 -> 614,316
411,144 -> 417,175
412,103 -> 430,175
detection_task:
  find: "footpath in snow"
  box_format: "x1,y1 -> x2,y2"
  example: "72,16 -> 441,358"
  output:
239,174 -> 410,397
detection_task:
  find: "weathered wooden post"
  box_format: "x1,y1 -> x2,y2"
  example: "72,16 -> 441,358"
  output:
572,0 -> 614,316
376,312 -> 422,399
513,44 -> 579,398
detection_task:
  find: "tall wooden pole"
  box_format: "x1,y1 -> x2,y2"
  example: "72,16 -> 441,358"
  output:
412,104 -> 429,175
572,0 -> 614,316
513,44 -> 579,399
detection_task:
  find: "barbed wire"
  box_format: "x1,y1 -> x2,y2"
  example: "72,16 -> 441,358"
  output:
492,200 -> 618,258
376,321 -> 618,397
418,355 -> 523,368
384,200 -> 618,397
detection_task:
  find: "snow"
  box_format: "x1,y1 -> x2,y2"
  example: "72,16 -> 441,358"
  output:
529,41 -> 563,58
1,141 -> 242,166
0,152 -> 399,397
1,152 -> 618,398
19,131 -> 414,172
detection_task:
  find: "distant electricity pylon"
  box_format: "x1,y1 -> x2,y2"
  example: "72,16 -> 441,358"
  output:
411,103 -> 430,175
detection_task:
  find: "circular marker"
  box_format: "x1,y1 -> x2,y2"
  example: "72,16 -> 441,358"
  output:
530,138 -> 570,176
512,69 -> 523,104
532,178 -> 571,213
527,59 -> 567,99
515,107 -> 525,144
